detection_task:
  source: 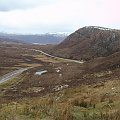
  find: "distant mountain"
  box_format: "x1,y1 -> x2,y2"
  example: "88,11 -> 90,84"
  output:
0,33 -> 67,45
51,26 -> 120,60
0,37 -> 25,45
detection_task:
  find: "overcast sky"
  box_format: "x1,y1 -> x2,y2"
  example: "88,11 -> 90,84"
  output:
0,0 -> 120,34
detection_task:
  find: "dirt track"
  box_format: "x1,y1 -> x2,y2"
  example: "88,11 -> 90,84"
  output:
0,68 -> 28,84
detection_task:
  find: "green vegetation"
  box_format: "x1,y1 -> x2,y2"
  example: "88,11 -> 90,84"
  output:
0,79 -> 120,120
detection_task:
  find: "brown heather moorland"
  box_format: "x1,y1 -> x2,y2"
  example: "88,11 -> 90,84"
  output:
0,26 -> 120,120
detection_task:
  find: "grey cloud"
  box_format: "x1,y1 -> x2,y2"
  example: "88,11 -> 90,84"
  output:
0,0 -> 56,11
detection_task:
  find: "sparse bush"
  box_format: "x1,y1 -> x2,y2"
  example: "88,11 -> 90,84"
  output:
22,103 -> 31,116
50,102 -> 73,120
71,98 -> 81,106
80,100 -> 88,108
109,99 -> 113,104
71,98 -> 93,108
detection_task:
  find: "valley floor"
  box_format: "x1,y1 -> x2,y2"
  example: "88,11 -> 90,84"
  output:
0,44 -> 120,120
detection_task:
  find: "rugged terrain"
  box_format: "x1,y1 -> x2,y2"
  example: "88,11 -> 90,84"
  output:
0,26 -> 120,120
51,26 -> 120,60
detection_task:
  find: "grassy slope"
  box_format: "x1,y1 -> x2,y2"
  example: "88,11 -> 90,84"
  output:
0,78 -> 120,120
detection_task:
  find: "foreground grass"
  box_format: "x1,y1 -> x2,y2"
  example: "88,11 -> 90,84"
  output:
0,79 -> 120,120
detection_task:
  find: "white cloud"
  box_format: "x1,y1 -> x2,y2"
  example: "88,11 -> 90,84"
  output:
0,0 -> 120,33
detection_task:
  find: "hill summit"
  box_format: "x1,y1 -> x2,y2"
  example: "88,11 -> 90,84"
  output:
52,26 -> 120,60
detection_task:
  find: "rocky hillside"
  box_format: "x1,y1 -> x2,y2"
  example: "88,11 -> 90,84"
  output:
52,26 -> 120,60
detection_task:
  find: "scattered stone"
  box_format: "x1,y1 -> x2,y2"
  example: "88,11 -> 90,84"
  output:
53,84 -> 69,91
56,69 -> 60,73
59,74 -> 62,77
112,87 -> 115,90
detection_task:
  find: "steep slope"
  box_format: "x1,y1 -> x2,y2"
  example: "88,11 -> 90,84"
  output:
85,51 -> 120,72
52,26 -> 120,60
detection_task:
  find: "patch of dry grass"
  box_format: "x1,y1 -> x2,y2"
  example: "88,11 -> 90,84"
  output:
1,79 -> 120,120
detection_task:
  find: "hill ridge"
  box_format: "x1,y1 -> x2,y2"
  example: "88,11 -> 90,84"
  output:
51,26 -> 120,60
